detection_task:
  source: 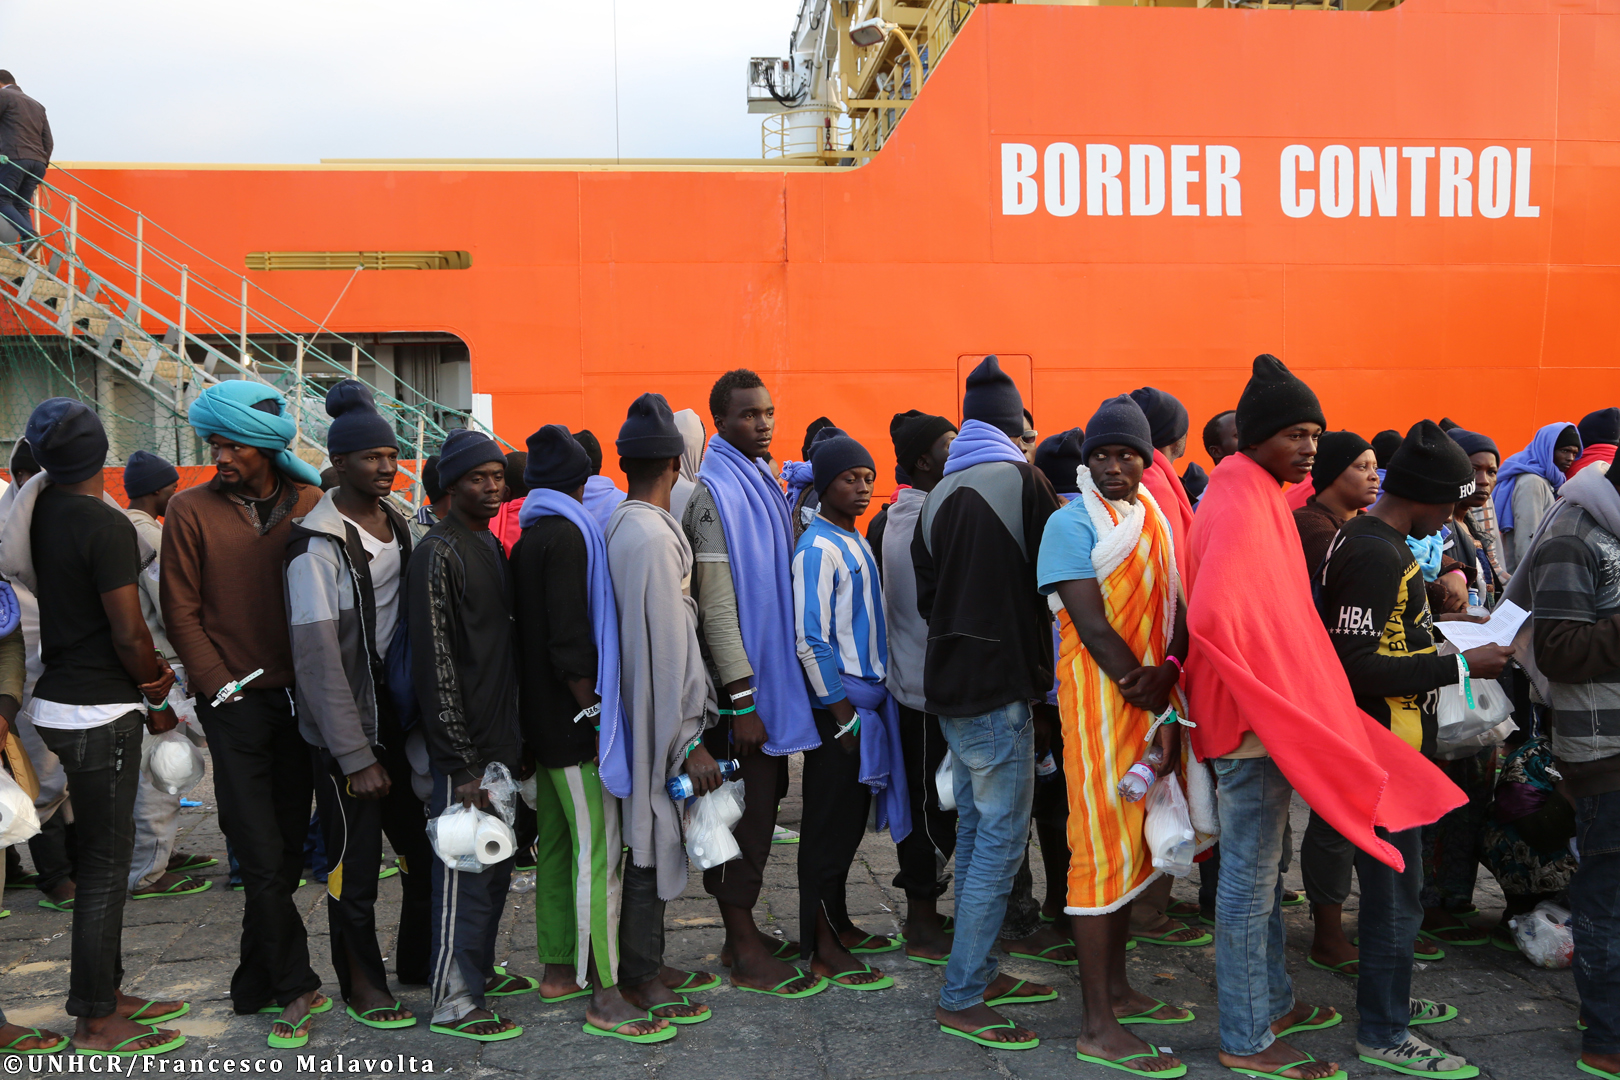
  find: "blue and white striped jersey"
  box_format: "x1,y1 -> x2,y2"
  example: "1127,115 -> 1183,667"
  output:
791,514 -> 887,706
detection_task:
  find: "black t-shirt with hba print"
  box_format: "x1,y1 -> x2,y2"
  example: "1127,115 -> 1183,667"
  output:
1319,514 -> 1459,755
31,486 -> 143,706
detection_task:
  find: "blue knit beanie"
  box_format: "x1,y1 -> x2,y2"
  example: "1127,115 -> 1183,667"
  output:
124,450 -> 179,498
616,393 -> 687,458
1128,386 -> 1190,449
1080,395 -> 1154,462
324,380 -> 398,456
437,428 -> 505,486
961,356 -> 1025,437
812,435 -> 875,495
25,398 -> 107,484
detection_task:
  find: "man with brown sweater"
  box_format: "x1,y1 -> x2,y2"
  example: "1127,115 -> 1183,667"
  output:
160,381 -> 325,1049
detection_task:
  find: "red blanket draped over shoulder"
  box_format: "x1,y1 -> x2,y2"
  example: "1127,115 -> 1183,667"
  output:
1141,450 -> 1195,577
1184,454 -> 1464,870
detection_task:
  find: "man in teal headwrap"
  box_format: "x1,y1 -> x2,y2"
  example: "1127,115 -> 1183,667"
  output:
162,378 -> 326,1048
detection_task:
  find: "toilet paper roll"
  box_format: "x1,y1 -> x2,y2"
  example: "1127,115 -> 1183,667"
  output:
474,816 -> 516,865
434,808 -> 482,858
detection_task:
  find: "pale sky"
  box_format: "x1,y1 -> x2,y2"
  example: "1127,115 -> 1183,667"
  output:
1,0 -> 802,163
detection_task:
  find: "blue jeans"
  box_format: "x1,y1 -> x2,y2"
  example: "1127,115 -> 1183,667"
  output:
0,158 -> 45,242
937,700 -> 1034,1012
1212,756 -> 1295,1056
1354,825 -> 1424,1048
1572,789 -> 1620,1055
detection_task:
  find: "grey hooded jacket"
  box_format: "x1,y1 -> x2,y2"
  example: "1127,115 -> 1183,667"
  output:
284,490 -> 412,775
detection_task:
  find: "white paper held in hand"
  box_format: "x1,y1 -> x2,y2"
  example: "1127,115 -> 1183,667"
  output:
1436,600 -> 1529,652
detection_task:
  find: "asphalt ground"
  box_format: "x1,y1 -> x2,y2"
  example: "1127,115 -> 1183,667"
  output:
0,765 -> 1586,1080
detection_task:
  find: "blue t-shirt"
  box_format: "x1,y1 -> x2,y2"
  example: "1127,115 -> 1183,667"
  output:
1037,498 -> 1100,593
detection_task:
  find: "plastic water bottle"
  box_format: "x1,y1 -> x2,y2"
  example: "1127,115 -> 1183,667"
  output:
1035,750 -> 1058,782
1117,746 -> 1165,803
666,759 -> 741,800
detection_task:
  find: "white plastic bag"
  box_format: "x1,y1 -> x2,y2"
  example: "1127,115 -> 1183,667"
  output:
426,762 -> 520,872
0,769 -> 39,848
1435,676 -> 1516,760
1144,773 -> 1196,877
685,778 -> 746,870
517,773 -> 538,810
1509,900 -> 1573,969
935,750 -> 957,812
142,728 -> 206,796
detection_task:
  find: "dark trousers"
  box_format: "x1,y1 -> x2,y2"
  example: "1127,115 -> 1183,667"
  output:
1571,789 -> 1620,1056
36,711 -> 143,1018
1353,825 -> 1425,1048
1420,747 -> 1496,911
426,769 -> 512,1024
0,158 -> 45,242
701,718 -> 788,909
197,688 -> 320,1012
27,807 -> 73,892
619,863 -> 664,987
1301,808 -> 1357,907
892,704 -> 955,901
312,718 -> 433,998
1199,844 -> 1221,912
798,708 -> 872,959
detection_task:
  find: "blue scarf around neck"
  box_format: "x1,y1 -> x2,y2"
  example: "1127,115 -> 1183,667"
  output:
583,474 -> 626,532
943,419 -> 1026,476
697,434 -> 818,755
1494,421 -> 1578,533
518,487 -> 630,797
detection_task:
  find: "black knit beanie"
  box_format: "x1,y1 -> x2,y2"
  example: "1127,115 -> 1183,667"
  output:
571,429 -> 604,475
524,424 -> 592,492
1035,428 -> 1084,493
1382,421 -> 1476,505
8,438 -> 37,478
616,392 -> 686,458
1081,395 -> 1154,462
1448,429 -> 1499,463
1579,408 -> 1620,448
891,410 -> 956,474
421,454 -> 444,501
1181,462 -> 1209,504
124,450 -> 180,498
802,416 -> 836,460
324,379 -> 398,455
25,398 -> 108,485
436,428 -> 505,487
1310,430 -> 1372,490
961,355 -> 1025,437
812,435 -> 875,496
1371,429 -> 1402,469
1235,354 -> 1325,448
1128,387 -> 1190,450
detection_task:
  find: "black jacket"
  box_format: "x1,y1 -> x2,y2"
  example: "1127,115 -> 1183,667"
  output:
511,515 -> 598,768
406,514 -> 522,785
912,459 -> 1060,717
0,85 -> 52,163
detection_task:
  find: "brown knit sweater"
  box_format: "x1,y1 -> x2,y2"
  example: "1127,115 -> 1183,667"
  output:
159,474 -> 319,699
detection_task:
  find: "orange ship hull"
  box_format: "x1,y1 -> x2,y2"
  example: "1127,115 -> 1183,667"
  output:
54,0 -> 1620,478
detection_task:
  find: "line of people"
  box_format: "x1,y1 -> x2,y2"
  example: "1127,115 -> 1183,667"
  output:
0,354 -> 1612,1080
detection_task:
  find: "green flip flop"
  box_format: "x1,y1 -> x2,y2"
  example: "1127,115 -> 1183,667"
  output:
907,951 -> 950,966
1356,1052 -> 1478,1078
1133,926 -> 1213,948
846,933 -> 903,954
826,964 -> 894,991
1126,937 -> 1138,951
1409,999 -> 1458,1026
582,1013 -> 676,1044
1488,931 -> 1519,953
985,979 -> 1058,1008
487,966 -> 539,997
257,994 -> 334,1015
769,938 -> 800,961
1167,899 -> 1202,918
1578,1060 -> 1620,1080
1351,935 -> 1445,962
1003,942 -> 1077,966
1306,956 -> 1360,978
1038,911 -> 1057,923
3,1027 -> 70,1054
127,1000 -> 190,1025
668,970 -> 721,994
1280,891 -> 1307,908
430,1013 -> 522,1042
0,910 -> 9,919
650,994 -> 711,1025
1228,1056 -> 1346,1080
1277,1004 -> 1342,1037
132,875 -> 213,900
939,1021 -> 1039,1051
347,1002 -> 416,1029
377,865 -> 400,881
38,897 -> 73,912
736,970 -> 828,999
1076,1050 -> 1188,1076
78,1026 -> 186,1057
6,873 -> 38,889
1419,924 -> 1488,947
267,1012 -> 316,1050
1118,998 -> 1195,1025
168,853 -> 218,872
